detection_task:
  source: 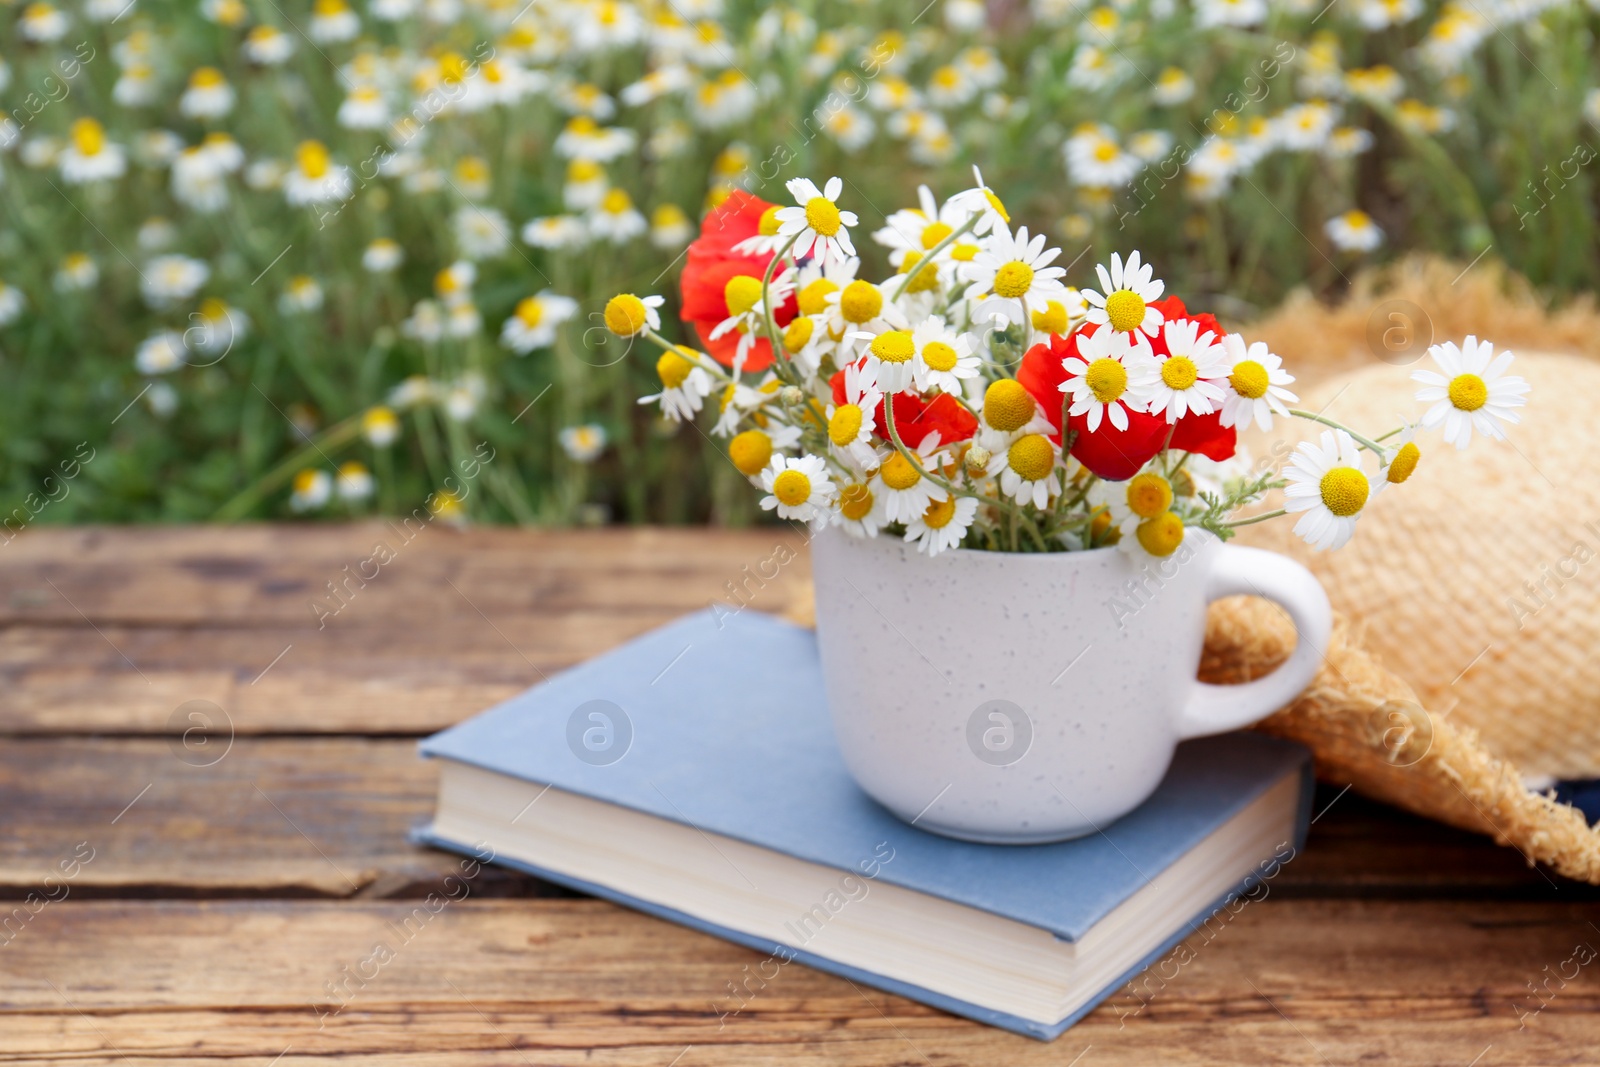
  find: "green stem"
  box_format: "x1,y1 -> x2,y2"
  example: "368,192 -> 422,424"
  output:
212,416 -> 363,521
1287,409 -> 1387,455
893,212 -> 982,300
1223,507 -> 1287,528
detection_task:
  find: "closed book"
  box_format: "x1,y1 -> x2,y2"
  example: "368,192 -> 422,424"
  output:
417,608 -> 1312,1039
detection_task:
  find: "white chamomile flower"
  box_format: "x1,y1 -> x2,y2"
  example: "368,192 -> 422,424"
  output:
135,330 -> 187,375
336,461 -> 375,502
832,480 -> 889,538
1082,251 -> 1166,336
280,275 -> 324,314
0,283 -> 23,326
1377,421 -> 1422,486
986,431 -> 1059,509
759,453 -> 837,522
823,277 -> 908,343
732,202 -> 788,256
710,380 -> 772,438
1102,470 -> 1184,557
1217,334 -> 1298,431
962,224 -> 1069,315
283,141 -> 352,205
1324,210 -> 1383,253
1411,337 -> 1528,449
905,495 -> 978,556
362,238 -> 403,273
1147,318 -> 1228,423
290,468 -> 333,512
775,176 -> 859,265
911,317 -> 979,395
851,328 -> 917,394
588,188 -> 648,243
141,255 -> 210,309
947,165 -> 1009,235
58,119 -> 126,184
559,424 -> 608,463
603,293 -> 665,336
1060,325 -> 1156,432
872,434 -> 950,523
709,270 -> 795,372
638,346 -> 714,423
1284,429 -> 1376,551
499,291 -> 578,353
873,183 -> 969,267
826,360 -> 883,470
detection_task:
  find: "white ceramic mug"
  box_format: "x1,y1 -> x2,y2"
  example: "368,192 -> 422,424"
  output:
811,527 -> 1331,843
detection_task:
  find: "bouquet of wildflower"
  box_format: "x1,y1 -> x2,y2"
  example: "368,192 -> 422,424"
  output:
611,172 -> 1530,557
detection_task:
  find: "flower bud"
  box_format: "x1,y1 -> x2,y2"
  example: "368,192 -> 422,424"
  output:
964,445 -> 991,473
779,385 -> 804,406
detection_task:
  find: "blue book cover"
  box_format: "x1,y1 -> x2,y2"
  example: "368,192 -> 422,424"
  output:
418,608 -> 1312,1040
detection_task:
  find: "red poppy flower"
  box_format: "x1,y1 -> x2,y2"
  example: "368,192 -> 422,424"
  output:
679,190 -> 796,372
829,364 -> 978,450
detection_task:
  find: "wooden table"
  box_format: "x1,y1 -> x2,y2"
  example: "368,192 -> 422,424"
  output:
3,525 -> 1596,1065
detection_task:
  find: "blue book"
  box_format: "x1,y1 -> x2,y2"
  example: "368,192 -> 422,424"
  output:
418,609 -> 1312,1040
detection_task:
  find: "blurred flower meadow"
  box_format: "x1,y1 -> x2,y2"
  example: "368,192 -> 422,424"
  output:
1,0 -> 1598,524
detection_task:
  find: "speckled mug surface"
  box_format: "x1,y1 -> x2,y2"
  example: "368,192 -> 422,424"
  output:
811,528 -> 1332,844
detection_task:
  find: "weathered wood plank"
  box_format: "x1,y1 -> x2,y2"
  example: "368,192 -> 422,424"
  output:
0,739 -> 1579,899
0,899 -> 1594,1064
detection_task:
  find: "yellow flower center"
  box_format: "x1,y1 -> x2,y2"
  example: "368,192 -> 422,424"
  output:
798,278 -> 838,316
1229,359 -> 1270,399
568,159 -> 603,183
656,351 -> 693,390
191,66 -> 226,89
515,297 -> 543,327
724,274 -> 764,317
950,243 -> 979,262
566,115 -> 598,136
1318,467 -> 1369,517
920,221 -> 953,249
1090,508 -> 1117,541
1136,512 -> 1185,556
728,430 -> 772,476
199,297 -> 228,322
804,196 -> 842,237
1085,357 -> 1128,404
982,188 -> 1010,222
601,188 -> 632,214
839,281 -> 883,324
1032,300 -> 1070,335
604,294 -> 648,336
992,261 -> 1034,299
870,330 -> 914,365
70,118 -> 104,156
1007,434 -> 1054,481
879,453 -> 921,490
897,251 -> 939,294
772,469 -> 813,507
1447,372 -> 1488,411
1093,141 -> 1118,162
1104,289 -> 1147,332
838,483 -> 875,521
922,341 -> 959,372
456,156 -> 488,184
1161,356 -> 1198,390
1125,472 -> 1174,519
292,469 -> 321,495
757,205 -> 782,236
829,404 -> 864,446
297,140 -> 331,179
921,497 -> 957,529
1387,441 -> 1421,484
983,379 -> 1035,433
783,316 -> 814,351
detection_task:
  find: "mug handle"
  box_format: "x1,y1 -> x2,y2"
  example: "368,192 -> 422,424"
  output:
1176,544 -> 1332,740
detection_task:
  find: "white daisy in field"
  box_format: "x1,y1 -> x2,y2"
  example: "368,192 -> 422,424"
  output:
0,283 -> 23,326
911,317 -> 980,395
553,117 -> 636,161
559,424 -> 608,463
199,0 -> 245,24
832,481 -> 889,538
362,238 -> 403,273
453,206 -> 512,260
905,495 -> 978,557
362,406 -> 401,446
443,374 -> 483,419
171,146 -> 229,212
759,453 -> 837,522
1195,0 -> 1267,27
1277,101 -> 1339,151
650,205 -> 693,249
58,119 -> 126,184
962,225 -> 1069,315
200,132 -> 244,172
872,184 -> 968,267
141,255 -> 210,309
1060,325 -> 1156,432
137,218 -> 176,250
522,215 -> 589,249
113,64 -> 159,107
446,302 -> 481,339
851,329 -> 917,393
135,331 -> 186,374
283,141 -> 352,205
1064,130 -> 1143,189
638,346 -> 714,422
1284,429 -> 1375,551
826,360 -> 883,470
872,435 -> 950,523
53,253 -> 98,293
19,2 -> 70,41
987,431 -> 1060,509
401,301 -> 444,342
337,461 -> 375,502
338,86 -> 389,129
562,159 -> 608,210
144,381 -> 178,418
1083,251 -> 1165,336
309,0 -> 360,42
388,376 -> 435,409
776,176 -> 859,265
823,278 -> 909,344
588,189 -> 648,244
179,68 -> 235,119
1153,67 -> 1195,105
947,165 -> 1009,235
1324,126 -> 1375,159
1325,210 -> 1383,253
244,25 -> 295,65
279,275 -> 324,314
1217,334 -> 1298,431
1147,317 -> 1228,422
1411,337 -> 1528,449
290,469 -> 333,512
187,298 -> 248,363
499,291 -> 578,353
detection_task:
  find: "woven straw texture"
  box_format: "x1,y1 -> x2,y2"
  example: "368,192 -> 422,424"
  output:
785,257 -> 1600,884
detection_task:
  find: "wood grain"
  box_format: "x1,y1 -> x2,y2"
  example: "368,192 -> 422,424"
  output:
1,899 -> 1595,1065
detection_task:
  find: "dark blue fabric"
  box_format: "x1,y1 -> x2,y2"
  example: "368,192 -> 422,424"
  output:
1554,779 -> 1600,825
